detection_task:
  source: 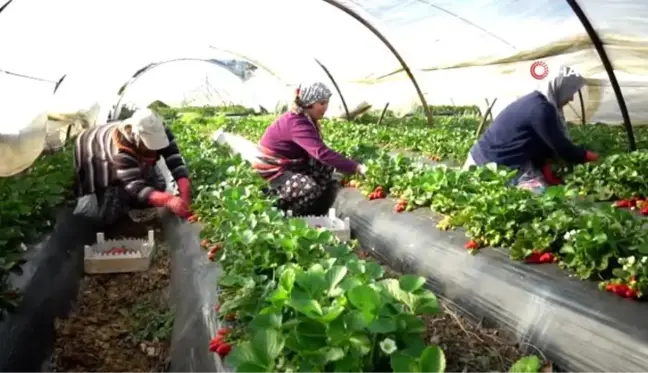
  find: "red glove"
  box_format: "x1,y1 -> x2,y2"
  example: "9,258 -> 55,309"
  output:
148,191 -> 191,218
541,162 -> 563,185
584,150 -> 599,163
165,196 -> 192,218
177,177 -> 191,205
148,190 -> 174,207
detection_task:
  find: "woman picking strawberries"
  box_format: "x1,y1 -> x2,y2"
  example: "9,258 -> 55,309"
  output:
253,81 -> 367,216
463,65 -> 599,193
73,108 -> 193,225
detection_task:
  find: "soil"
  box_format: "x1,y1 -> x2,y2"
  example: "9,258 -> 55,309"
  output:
354,248 -> 540,373
49,217 -> 173,372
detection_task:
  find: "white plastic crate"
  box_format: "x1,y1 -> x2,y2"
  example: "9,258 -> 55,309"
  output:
293,208 -> 351,242
83,230 -> 156,274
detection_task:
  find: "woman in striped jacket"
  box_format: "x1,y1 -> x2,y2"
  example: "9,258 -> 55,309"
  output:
73,108 -> 192,224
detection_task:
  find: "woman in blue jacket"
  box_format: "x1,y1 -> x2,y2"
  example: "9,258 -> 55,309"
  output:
464,66 -> 599,193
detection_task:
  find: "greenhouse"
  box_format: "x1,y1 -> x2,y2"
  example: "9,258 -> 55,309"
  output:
1,0 -> 648,371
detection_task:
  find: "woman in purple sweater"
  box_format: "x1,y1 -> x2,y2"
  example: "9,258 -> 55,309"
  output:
254,81 -> 367,216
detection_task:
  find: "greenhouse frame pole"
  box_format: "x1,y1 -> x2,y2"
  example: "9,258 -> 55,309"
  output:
112,58 -> 245,120
0,0 -> 14,15
54,74 -> 67,94
320,0 -> 434,126
565,0 -> 636,150
314,58 -> 350,119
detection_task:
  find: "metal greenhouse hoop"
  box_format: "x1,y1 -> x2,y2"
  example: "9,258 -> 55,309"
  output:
566,0 -> 636,151
320,0 -> 434,126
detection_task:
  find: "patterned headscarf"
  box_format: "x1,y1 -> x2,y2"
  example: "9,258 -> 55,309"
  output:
293,81 -> 333,114
538,65 -> 585,137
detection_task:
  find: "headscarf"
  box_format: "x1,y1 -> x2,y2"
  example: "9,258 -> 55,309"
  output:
538,65 -> 585,136
293,81 -> 333,114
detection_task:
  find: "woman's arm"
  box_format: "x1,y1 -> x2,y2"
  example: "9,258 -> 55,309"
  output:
113,151 -> 156,203
158,126 -> 190,180
291,120 -> 360,174
531,103 -> 587,164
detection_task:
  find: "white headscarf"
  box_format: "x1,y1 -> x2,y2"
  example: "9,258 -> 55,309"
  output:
538,65 -> 585,136
293,81 -> 333,114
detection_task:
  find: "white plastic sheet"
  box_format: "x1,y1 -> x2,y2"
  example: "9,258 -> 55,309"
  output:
1,0 -> 648,174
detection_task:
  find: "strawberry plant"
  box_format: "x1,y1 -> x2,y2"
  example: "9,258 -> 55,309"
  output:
172,123 -> 447,372
178,110 -> 648,303
0,147 -> 74,319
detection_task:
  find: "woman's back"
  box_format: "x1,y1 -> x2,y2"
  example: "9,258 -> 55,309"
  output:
471,91 -> 549,169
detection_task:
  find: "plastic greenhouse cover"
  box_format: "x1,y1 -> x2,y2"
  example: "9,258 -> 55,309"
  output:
2,0 -> 648,174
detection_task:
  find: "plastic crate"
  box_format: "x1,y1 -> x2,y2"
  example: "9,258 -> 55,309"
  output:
83,230 -> 156,274
292,208 -> 351,242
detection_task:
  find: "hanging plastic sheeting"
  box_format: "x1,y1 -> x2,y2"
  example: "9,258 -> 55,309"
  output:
2,0 -> 648,169
112,58 -> 250,119
336,0 -> 648,124
0,71 -> 52,176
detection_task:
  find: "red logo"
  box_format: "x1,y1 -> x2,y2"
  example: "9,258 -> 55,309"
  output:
530,61 -> 549,80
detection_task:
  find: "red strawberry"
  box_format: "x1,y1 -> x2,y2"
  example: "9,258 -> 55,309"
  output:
217,327 -> 231,336
640,206 -> 648,216
207,251 -> 217,262
525,250 -> 554,264
208,244 -> 221,254
395,203 -> 406,213
538,252 -> 554,263
464,240 -> 479,250
216,343 -> 231,357
209,335 -> 224,352
615,199 -> 632,208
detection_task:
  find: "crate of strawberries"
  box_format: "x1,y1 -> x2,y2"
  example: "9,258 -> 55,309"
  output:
83,230 -> 156,274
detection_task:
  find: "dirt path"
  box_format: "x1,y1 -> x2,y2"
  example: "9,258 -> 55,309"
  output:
49,219 -> 173,372
355,249 -> 530,372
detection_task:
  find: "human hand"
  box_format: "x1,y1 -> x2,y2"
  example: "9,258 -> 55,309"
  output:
357,164 -> 368,175
165,196 -> 191,218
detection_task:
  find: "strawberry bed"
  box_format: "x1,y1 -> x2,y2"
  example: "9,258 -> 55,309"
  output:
0,147 -> 74,318
170,120 -> 541,372
181,113 -> 648,301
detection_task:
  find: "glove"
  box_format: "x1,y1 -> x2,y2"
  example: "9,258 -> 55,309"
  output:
584,150 -> 599,162
357,164 -> 368,175
177,177 -> 191,205
148,190 -> 174,208
165,196 -> 192,218
541,162 -> 563,186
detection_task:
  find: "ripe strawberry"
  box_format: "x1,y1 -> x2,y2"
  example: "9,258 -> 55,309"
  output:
525,250 -> 554,264
464,240 -> 479,250
395,204 -> 405,213
615,199 -> 632,208
209,335 -> 224,352
640,206 -> 648,216
216,343 -> 231,357
538,252 -> 554,263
